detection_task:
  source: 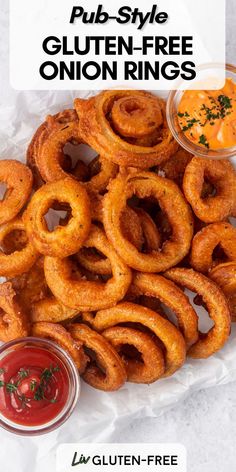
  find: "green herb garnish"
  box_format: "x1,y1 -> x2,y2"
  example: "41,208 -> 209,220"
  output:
18,368 -> 29,379
180,93 -> 233,141
0,365 -> 60,405
200,103 -> 220,122
178,111 -> 190,118
181,118 -> 199,132
218,94 -> 232,110
34,385 -> 45,401
50,398 -> 57,404
199,134 -> 209,148
6,383 -> 18,393
30,380 -> 37,392
33,365 -> 60,402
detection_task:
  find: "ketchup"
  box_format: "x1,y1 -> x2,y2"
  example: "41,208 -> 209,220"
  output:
0,347 -> 69,427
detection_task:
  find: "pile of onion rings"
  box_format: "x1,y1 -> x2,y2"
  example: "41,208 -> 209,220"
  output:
0,88 -> 235,393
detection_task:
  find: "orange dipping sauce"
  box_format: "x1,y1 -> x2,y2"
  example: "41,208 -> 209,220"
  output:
178,78 -> 236,150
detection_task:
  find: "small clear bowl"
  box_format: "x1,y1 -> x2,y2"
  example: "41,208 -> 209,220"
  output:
166,63 -> 236,159
0,337 -> 80,436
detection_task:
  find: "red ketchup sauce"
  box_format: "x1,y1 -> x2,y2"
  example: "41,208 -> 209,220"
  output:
0,346 -> 69,427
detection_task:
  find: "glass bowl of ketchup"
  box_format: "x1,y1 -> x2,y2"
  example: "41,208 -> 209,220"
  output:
166,63 -> 236,159
0,337 -> 80,435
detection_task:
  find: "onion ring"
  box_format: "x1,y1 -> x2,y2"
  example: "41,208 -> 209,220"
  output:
28,109 -> 119,190
91,302 -> 186,377
190,222 -> 236,273
0,282 -> 29,342
32,322 -> 88,374
25,260 -> 82,322
103,326 -> 165,383
159,148 -> 193,186
120,207 -> 144,251
86,155 -> 118,194
133,272 -> 198,348
27,122 -> 47,188
32,298 -> 79,323
103,171 -> 193,272
1,224 -> 28,253
23,178 -> 91,257
9,258 -> 48,308
44,225 -> 132,311
27,109 -> 78,186
0,160 -> 33,225
74,90 -> 178,168
76,208 -> 148,275
0,218 -> 39,277
209,262 -> 236,321
33,109 -> 82,183
183,158 -> 236,222
124,281 -> 168,318
87,189 -> 104,223
75,247 -> 111,276
165,268 -> 231,358
69,323 -> 127,391
134,208 -> 161,251
127,293 -> 168,318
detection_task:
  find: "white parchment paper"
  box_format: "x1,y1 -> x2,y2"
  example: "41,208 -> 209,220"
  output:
1,3 -> 236,470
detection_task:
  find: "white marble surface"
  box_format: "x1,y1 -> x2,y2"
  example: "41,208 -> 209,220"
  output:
113,382 -> 236,471
112,4 -> 236,470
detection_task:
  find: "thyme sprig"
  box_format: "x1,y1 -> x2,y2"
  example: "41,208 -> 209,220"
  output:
0,364 -> 60,406
33,365 -> 60,402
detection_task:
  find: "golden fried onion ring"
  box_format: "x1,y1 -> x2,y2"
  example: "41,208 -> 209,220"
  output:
183,158 -> 236,223
91,302 -> 186,377
165,268 -> 231,358
27,122 -> 47,188
210,262 -> 236,321
28,109 -> 81,184
0,282 -> 29,342
9,259 -> 48,310
77,206 -> 160,276
86,155 -> 118,194
24,178 -> 91,257
0,218 -> 39,277
103,171 -> 193,272
29,108 -> 118,190
32,297 -> 79,323
74,90 -> 178,168
0,160 -> 33,225
159,148 -> 193,186
44,225 -> 132,311
69,323 -> 127,391
77,207 -> 144,275
190,222 -> 236,273
103,326 -> 165,383
18,260 -> 81,323
134,208 -> 161,251
133,272 -> 198,348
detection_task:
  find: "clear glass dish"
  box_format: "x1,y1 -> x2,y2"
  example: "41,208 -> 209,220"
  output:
0,337 -> 80,436
166,63 -> 236,159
